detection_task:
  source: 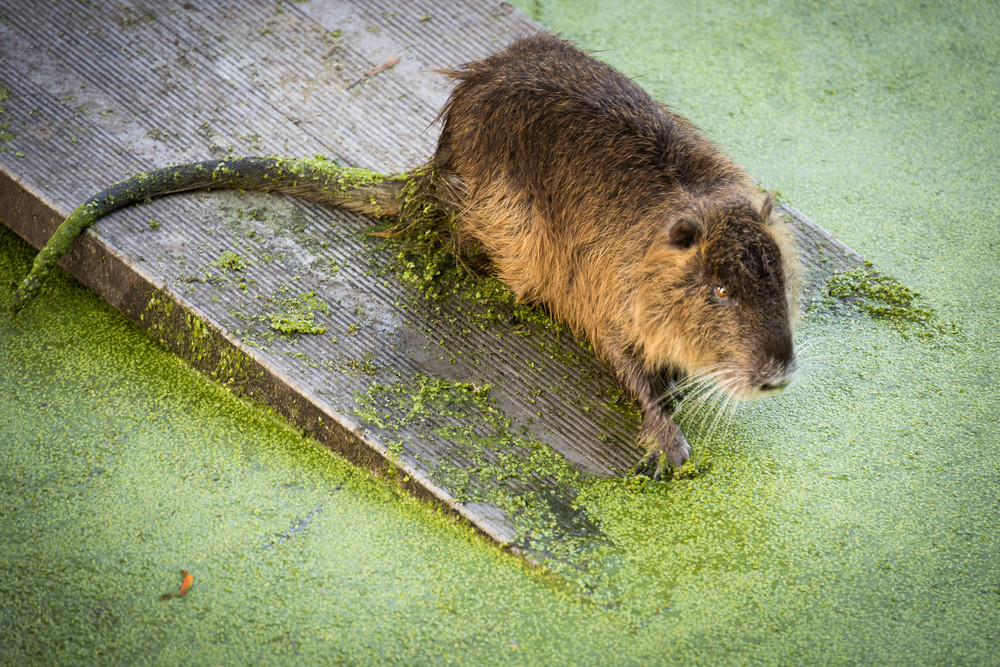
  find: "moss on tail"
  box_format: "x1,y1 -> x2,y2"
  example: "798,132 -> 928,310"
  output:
7,156 -> 411,315
8,203 -> 103,314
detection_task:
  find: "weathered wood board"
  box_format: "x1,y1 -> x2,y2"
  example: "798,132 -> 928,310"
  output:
0,0 -> 863,557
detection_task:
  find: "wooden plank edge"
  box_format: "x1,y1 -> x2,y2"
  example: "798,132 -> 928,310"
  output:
0,167 -> 523,554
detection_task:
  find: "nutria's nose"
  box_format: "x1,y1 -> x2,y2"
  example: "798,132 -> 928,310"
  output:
759,352 -> 797,394
759,379 -> 790,393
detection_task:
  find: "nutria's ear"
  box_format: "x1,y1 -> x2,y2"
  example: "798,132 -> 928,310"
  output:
668,218 -> 701,249
755,191 -> 774,223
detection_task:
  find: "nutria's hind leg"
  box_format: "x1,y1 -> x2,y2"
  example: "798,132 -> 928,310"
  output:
605,350 -> 691,480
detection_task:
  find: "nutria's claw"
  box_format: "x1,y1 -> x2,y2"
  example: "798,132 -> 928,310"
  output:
634,451 -> 674,481
634,416 -> 690,480
634,447 -> 687,481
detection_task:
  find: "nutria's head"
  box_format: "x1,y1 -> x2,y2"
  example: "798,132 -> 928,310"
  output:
632,194 -> 798,400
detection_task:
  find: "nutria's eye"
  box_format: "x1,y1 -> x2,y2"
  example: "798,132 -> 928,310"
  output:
714,285 -> 729,301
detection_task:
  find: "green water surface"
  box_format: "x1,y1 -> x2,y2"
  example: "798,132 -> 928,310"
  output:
2,0 -> 999,663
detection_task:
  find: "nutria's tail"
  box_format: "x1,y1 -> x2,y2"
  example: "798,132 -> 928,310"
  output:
8,156 -> 410,314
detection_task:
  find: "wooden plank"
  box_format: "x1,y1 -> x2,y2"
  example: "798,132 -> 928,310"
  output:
0,0 -> 863,558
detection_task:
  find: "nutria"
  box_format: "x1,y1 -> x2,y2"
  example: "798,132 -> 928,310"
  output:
9,33 -> 799,479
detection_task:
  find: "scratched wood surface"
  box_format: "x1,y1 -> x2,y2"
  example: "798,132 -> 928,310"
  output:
0,0 -> 863,557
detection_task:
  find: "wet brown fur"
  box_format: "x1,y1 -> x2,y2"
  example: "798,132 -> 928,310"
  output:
423,34 -> 799,475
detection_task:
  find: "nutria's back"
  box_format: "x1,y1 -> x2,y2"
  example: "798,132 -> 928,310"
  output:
432,33 -> 798,402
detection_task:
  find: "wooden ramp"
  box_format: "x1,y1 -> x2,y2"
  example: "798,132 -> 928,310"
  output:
0,0 -> 861,558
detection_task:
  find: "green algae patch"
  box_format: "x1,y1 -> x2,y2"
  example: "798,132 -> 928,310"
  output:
265,290 -> 329,335
279,154 -> 390,193
818,261 -> 958,337
0,84 -> 12,145
825,262 -> 928,320
372,200 -> 556,332
211,250 -> 248,272
267,312 -> 326,334
383,224 -> 465,301
354,373 -> 607,567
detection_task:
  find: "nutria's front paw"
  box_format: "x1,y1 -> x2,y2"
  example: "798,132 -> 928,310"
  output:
633,414 -> 690,481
